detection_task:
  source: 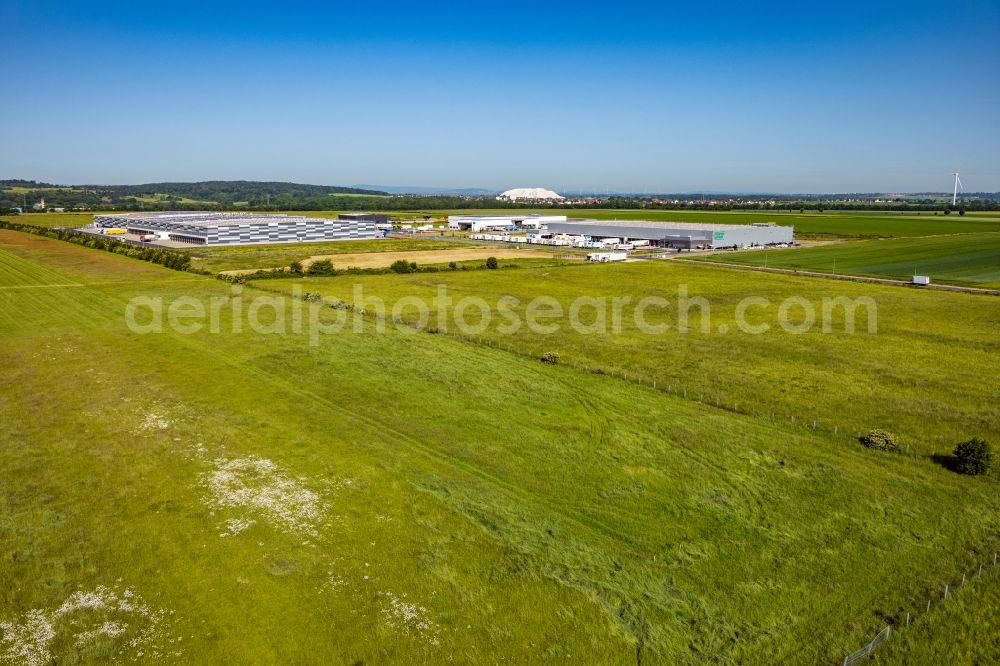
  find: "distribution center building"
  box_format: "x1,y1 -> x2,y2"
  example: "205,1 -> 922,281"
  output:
543,219 -> 794,249
92,212 -> 381,245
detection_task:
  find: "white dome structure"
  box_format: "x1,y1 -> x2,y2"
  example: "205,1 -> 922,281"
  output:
497,187 -> 564,202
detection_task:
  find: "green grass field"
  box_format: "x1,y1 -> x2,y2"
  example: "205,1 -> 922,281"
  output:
264,261 -> 999,453
882,568 -> 1000,663
696,232 -> 1000,288
2,230 -> 998,663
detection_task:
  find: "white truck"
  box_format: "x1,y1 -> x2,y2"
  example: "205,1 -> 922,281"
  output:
587,252 -> 627,263
911,275 -> 931,286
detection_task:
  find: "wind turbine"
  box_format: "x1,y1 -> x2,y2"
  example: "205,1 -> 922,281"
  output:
951,171 -> 963,206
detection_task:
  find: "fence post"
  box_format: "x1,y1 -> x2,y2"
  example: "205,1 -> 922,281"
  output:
979,565 -> 984,577
906,612 -> 910,626
962,574 -> 966,587
944,584 -> 949,599
927,599 -> 931,612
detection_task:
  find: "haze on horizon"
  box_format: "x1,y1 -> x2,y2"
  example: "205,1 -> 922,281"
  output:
3,0 -> 999,194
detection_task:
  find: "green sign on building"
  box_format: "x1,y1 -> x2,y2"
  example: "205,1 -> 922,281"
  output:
713,231 -> 725,240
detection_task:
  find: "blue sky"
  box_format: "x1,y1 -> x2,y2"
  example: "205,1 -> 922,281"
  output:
3,0 -> 999,193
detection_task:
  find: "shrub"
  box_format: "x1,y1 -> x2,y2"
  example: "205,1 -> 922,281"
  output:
307,259 -> 335,276
486,256 -> 498,270
859,429 -> 900,452
953,438 -> 992,475
448,261 -> 458,271
289,261 -> 303,274
540,351 -> 560,365
390,259 -> 414,274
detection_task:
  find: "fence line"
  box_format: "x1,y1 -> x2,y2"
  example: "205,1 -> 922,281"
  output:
841,550 -> 1000,664
843,625 -> 889,666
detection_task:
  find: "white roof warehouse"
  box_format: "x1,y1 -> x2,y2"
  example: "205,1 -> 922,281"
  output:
543,219 -> 794,249
92,212 -> 381,246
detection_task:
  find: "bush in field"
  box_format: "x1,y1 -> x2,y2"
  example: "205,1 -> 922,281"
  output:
540,351 -> 560,365
448,261 -> 458,271
859,429 -> 900,452
289,261 -> 303,274
390,260 -> 415,274
953,438 -> 992,476
486,256 -> 498,270
307,259 -> 335,276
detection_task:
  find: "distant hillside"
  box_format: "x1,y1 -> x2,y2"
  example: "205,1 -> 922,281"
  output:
353,184 -> 498,196
0,180 -> 387,211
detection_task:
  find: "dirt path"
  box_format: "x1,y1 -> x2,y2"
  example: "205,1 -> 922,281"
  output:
670,258 -> 1000,296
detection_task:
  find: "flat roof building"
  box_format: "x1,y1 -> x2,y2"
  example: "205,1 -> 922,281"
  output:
448,214 -> 567,232
93,212 -> 380,246
339,212 -> 390,224
544,219 -> 793,249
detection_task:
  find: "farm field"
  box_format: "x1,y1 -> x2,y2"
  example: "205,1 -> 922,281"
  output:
266,260 -> 1000,453
2,231 -> 1000,663
293,247 -> 564,271
179,238 -> 486,273
695,232 -> 1000,289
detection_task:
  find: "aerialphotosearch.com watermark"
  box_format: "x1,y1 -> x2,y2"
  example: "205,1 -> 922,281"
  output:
125,284 -> 878,345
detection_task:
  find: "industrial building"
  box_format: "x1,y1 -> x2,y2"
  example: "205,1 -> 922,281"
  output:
91,212 -> 380,245
338,212 -> 390,224
448,214 -> 567,232
543,219 -> 794,249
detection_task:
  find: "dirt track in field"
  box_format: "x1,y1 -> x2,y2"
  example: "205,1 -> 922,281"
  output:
218,248 -> 565,274
303,247 -> 560,269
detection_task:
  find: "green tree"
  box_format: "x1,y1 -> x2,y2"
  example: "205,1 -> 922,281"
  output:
953,438 -> 992,475
486,256 -> 498,270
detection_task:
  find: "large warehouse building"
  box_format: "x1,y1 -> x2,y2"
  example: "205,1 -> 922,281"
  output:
543,219 -> 794,249
92,212 -> 380,245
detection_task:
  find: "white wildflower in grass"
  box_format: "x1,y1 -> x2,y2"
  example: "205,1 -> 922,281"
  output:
0,585 -> 180,665
219,517 -> 256,538
378,591 -> 440,646
0,610 -> 55,666
74,620 -> 128,647
132,408 -> 173,435
200,457 -> 327,537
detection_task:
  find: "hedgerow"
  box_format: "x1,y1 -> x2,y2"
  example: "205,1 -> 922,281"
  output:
0,220 -> 201,273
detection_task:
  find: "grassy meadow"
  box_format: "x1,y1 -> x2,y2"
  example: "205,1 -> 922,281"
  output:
697,232 -> 1000,289
263,261 -> 1000,454
2,229 -> 999,663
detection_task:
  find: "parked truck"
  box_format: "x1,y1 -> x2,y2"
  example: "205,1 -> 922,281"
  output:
586,252 -> 627,263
